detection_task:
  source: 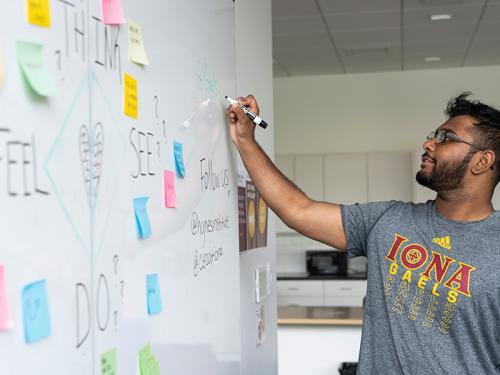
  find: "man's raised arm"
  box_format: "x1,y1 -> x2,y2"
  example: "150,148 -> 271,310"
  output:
227,95 -> 347,251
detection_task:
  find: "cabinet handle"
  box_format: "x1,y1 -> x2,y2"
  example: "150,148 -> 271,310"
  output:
288,287 -> 300,291
340,287 -> 352,291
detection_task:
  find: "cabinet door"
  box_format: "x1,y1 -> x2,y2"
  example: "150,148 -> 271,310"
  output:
275,155 -> 295,233
277,280 -> 323,296
323,280 -> 367,307
324,154 -> 368,204
367,152 -> 412,202
294,155 -> 324,201
278,296 -> 324,307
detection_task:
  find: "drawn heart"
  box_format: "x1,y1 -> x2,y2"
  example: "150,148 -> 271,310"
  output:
79,122 -> 104,212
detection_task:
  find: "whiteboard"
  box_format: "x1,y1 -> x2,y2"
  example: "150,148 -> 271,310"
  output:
0,0 -> 241,374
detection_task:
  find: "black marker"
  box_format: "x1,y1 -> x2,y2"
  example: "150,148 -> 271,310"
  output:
225,96 -> 268,129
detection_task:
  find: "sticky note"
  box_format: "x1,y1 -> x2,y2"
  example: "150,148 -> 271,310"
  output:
128,20 -> 149,65
102,0 -> 125,25
16,40 -> 56,97
134,197 -> 152,239
124,73 -> 138,119
22,279 -> 51,343
0,265 -> 12,330
101,348 -> 117,375
146,274 -> 162,315
163,170 -> 177,208
27,0 -> 51,28
173,141 -> 186,177
139,343 -> 160,375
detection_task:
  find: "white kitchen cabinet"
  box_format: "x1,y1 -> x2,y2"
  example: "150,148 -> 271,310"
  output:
323,280 -> 367,307
324,154 -> 368,204
277,280 -> 367,307
367,152 -> 412,202
275,155 -> 296,233
277,280 -> 323,296
294,155 -> 324,201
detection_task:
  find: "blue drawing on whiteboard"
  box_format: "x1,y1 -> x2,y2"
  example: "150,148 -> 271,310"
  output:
22,279 -> 51,343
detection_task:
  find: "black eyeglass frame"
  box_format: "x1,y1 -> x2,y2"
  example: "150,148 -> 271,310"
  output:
426,129 -> 487,152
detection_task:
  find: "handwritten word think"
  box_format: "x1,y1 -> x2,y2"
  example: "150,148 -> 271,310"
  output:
193,247 -> 223,277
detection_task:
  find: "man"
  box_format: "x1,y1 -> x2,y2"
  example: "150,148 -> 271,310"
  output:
227,92 -> 500,374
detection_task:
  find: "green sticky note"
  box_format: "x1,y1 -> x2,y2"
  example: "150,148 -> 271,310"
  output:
139,343 -> 152,374
100,348 -> 116,375
16,40 -> 56,97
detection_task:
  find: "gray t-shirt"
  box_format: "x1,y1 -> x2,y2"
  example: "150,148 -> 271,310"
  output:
341,200 -> 500,375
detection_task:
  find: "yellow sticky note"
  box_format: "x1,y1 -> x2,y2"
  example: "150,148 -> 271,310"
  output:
27,0 -> 51,28
124,73 -> 138,119
128,20 -> 149,65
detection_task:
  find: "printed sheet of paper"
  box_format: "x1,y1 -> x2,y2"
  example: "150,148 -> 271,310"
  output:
128,20 -> 149,65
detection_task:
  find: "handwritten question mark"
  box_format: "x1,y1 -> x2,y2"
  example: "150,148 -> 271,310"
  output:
120,280 -> 125,302
112,255 -> 119,276
153,95 -> 159,119
54,50 -> 62,71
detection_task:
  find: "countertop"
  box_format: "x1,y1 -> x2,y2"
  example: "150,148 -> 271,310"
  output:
278,306 -> 363,326
277,272 -> 367,280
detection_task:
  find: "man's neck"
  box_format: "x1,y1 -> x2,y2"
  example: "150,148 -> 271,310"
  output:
435,189 -> 494,222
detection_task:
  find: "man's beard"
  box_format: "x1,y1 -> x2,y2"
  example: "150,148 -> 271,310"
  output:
416,150 -> 475,191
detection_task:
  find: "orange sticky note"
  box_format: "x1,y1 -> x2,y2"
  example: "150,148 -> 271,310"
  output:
27,0 -> 51,28
123,73 -> 138,119
0,265 -> 12,330
164,170 -> 177,208
102,0 -> 125,25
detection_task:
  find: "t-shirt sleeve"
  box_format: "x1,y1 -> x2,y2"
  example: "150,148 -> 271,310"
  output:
341,201 -> 397,258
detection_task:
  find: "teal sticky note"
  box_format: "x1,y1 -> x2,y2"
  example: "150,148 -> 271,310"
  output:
16,40 -> 57,97
173,141 -> 186,177
22,279 -> 51,343
134,197 -> 152,239
146,273 -> 162,315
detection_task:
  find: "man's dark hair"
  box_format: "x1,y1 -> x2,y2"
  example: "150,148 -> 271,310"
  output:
445,92 -> 500,184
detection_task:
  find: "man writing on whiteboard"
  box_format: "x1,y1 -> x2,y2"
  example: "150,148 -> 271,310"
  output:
227,92 -> 500,374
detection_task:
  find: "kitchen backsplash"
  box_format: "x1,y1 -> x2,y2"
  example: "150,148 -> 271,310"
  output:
277,233 -> 367,275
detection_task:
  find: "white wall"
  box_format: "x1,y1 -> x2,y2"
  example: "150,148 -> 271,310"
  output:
235,1 -> 278,375
274,65 -> 500,155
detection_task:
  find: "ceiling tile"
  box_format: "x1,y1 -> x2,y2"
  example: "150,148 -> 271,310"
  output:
271,0 -> 319,18
481,2 -> 500,22
273,33 -> 332,50
273,16 -> 327,36
332,28 -> 400,48
324,10 -> 400,32
275,48 -> 343,76
404,39 -> 469,55
317,0 -> 400,14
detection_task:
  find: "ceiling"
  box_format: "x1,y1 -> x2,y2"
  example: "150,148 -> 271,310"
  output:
272,0 -> 500,76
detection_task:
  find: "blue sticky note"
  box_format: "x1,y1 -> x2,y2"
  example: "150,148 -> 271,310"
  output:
173,141 -> 186,177
146,274 -> 162,315
134,197 -> 152,239
22,279 -> 51,343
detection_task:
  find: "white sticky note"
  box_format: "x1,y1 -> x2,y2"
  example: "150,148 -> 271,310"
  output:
128,19 -> 149,65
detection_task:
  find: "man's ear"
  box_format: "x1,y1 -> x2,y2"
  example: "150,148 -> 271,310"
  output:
471,150 -> 496,175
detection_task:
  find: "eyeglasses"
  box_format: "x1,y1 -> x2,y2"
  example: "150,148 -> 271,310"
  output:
426,129 -> 487,151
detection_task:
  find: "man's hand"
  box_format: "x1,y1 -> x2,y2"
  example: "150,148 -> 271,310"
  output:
226,95 -> 260,147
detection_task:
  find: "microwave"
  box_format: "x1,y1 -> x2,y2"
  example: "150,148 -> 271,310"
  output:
306,250 -> 348,276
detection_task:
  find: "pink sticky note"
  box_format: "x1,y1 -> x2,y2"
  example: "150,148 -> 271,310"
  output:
102,0 -> 125,25
164,170 -> 177,208
0,264 -> 11,330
